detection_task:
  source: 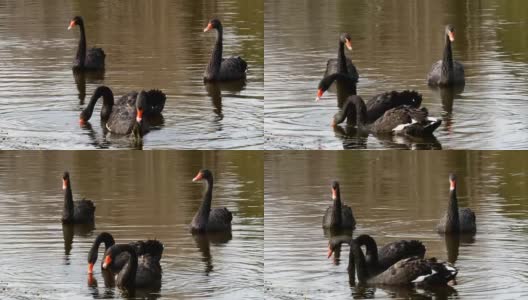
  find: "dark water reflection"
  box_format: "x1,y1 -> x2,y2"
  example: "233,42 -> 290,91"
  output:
264,0 -> 528,149
0,0 -> 263,149
0,151 -> 263,299
264,151 -> 528,299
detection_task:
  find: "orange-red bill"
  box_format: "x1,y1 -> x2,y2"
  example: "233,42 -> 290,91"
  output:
88,263 -> 94,274
68,20 -> 76,30
450,179 -> 456,190
327,247 -> 334,258
316,88 -> 324,101
79,118 -> 86,126
192,172 -> 203,182
331,187 -> 336,200
102,256 -> 112,269
62,179 -> 67,190
345,39 -> 353,50
136,108 -> 144,123
203,23 -> 213,32
448,31 -> 455,42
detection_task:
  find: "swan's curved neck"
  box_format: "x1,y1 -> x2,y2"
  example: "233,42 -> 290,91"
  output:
63,182 -> 74,221
441,34 -> 454,83
331,191 -> 342,226
337,41 -> 347,74
351,96 -> 368,126
197,177 -> 213,222
118,245 -> 138,289
77,23 -> 87,67
446,187 -> 460,232
207,28 -> 224,79
351,241 -> 369,283
83,88 -> 114,121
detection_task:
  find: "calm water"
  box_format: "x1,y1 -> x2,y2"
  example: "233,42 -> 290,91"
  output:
0,0 -> 264,149
0,151 -> 264,299
264,0 -> 528,149
264,151 -> 528,299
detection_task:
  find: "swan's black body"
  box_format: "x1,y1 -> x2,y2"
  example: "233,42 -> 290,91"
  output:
61,172 -> 95,224
337,95 -> 441,137
437,174 -> 477,234
346,235 -> 457,286
322,181 -> 355,229
191,169 -> 233,233
68,16 -> 105,71
203,19 -> 247,81
80,86 -> 165,135
102,243 -> 163,290
87,232 -> 164,275
427,25 -> 465,87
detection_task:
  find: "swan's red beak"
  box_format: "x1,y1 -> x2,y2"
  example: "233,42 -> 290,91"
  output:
204,23 -> 213,32
68,20 -> 76,30
448,31 -> 455,42
331,187 -> 336,200
450,178 -> 456,190
192,172 -> 203,182
62,179 -> 67,190
345,39 -> 353,51
136,108 -> 144,123
327,247 -> 334,259
316,89 -> 324,102
79,118 -> 86,126
88,263 -> 94,274
102,256 -> 112,269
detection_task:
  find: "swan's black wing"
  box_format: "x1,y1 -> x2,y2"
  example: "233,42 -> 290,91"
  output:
134,255 -> 162,289
325,58 -> 359,81
341,205 -> 356,229
85,47 -> 105,70
366,91 -> 422,123
115,91 -> 139,107
145,90 -> 166,115
106,105 -> 136,135
207,207 -> 232,231
134,240 -> 164,262
427,60 -> 443,86
218,56 -> 247,81
371,257 -> 457,286
458,208 -> 476,233
73,198 -> 95,224
377,240 -> 426,270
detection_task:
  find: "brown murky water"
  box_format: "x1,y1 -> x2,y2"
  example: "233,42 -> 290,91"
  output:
0,0 -> 263,149
0,151 -> 263,299
264,151 -> 528,299
265,0 -> 528,149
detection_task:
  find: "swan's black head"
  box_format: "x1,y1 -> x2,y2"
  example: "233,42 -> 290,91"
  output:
204,18 -> 222,32
192,169 -> 213,182
331,181 -> 340,200
449,173 -> 457,190
62,172 -> 70,190
68,16 -> 84,30
445,24 -> 455,42
339,33 -> 353,51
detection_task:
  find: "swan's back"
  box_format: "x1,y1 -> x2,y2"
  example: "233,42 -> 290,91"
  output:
207,207 -> 233,231
84,47 -> 105,70
459,208 -> 476,233
73,198 -> 95,223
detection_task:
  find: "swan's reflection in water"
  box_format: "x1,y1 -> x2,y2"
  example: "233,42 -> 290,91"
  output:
444,233 -> 476,264
72,69 -> 105,105
333,125 -> 368,149
352,284 -> 458,300
204,80 -> 246,121
324,228 -> 353,265
192,231 -> 232,275
62,223 -> 94,257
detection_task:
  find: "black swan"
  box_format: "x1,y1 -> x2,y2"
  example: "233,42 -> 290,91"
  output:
324,33 -> 359,81
203,19 -> 247,81
349,235 -> 457,286
336,95 -> 441,138
437,174 -> 476,234
427,25 -> 465,87
328,234 -> 425,275
316,73 -> 421,122
80,86 -> 165,135
61,172 -> 95,224
68,16 -> 105,71
102,243 -> 163,290
87,232 -> 164,275
322,181 -> 355,229
191,169 -> 233,233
